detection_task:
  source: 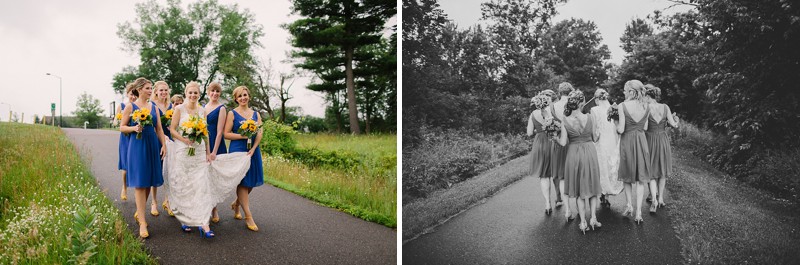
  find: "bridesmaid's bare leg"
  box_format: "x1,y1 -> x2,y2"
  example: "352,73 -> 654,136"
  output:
552,176 -> 562,206
576,197 -> 586,230
120,170 -> 128,200
658,178 -> 666,205
635,182 -> 644,218
539,177 -> 552,210
134,187 -> 150,237
238,186 -> 257,229
560,179 -> 571,218
623,182 -> 633,215
648,179 -> 658,212
590,197 -> 597,221
149,187 -> 159,216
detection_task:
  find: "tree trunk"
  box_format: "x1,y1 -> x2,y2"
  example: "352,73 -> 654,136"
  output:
280,100 -> 287,123
344,46 -> 361,134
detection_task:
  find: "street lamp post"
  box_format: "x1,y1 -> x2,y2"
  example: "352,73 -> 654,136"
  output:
46,73 -> 62,127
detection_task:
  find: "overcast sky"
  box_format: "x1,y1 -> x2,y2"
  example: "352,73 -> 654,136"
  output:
0,0 -> 396,123
438,0 -> 694,65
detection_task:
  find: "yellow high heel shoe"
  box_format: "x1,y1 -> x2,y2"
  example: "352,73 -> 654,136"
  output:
231,201 -> 243,220
245,216 -> 259,232
139,222 -> 149,238
134,212 -> 148,227
120,190 -> 127,201
162,201 -> 174,217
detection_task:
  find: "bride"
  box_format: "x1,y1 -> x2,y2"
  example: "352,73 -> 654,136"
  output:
589,89 -> 623,205
163,81 -> 251,238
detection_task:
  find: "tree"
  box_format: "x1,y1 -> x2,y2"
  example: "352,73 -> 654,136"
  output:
116,0 -> 263,98
620,17 -> 653,54
111,66 -> 139,95
541,18 -> 611,90
73,92 -> 105,128
276,73 -> 296,123
286,0 -> 396,134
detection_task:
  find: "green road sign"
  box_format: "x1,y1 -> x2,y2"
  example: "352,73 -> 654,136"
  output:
51,103 -> 55,112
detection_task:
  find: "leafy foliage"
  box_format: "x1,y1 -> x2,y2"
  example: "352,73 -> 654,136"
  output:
73,92 -> 105,128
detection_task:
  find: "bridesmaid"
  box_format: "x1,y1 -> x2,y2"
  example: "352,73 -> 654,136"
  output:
540,89 -> 562,208
644,85 -> 679,212
550,82 -> 575,220
616,80 -> 651,224
115,84 -> 137,201
527,94 -> 553,215
150,81 -> 174,217
224,86 -> 264,231
204,82 -> 228,223
554,90 -> 603,234
120,77 -> 167,238
171,94 -> 184,108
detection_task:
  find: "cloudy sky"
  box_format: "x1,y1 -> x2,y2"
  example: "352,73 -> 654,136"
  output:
0,0 -> 396,123
438,0 -> 694,65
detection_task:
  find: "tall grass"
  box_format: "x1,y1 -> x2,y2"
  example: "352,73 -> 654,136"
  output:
264,133 -> 397,227
0,123 -> 154,264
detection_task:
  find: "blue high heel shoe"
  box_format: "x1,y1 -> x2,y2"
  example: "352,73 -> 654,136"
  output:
180,224 -> 192,233
199,226 -> 215,238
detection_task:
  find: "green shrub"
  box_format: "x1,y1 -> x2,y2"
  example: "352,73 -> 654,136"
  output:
286,148 -> 361,171
261,119 -> 298,155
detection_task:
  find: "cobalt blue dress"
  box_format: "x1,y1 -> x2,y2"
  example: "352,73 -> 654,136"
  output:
126,103 -> 164,188
205,104 -> 228,155
153,101 -> 173,141
118,102 -> 130,170
229,109 -> 263,188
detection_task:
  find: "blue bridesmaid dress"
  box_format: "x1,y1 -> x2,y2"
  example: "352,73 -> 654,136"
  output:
154,101 -> 173,140
205,104 -> 228,154
118,102 -> 130,171
126,103 -> 164,188
228,109 -> 263,187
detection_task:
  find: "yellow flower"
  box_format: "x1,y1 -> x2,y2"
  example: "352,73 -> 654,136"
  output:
197,121 -> 207,130
165,109 -> 173,119
248,124 -> 256,131
115,113 -> 122,120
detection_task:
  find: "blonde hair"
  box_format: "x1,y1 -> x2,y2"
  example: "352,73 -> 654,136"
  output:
232,86 -> 250,105
152,80 -> 170,103
130,77 -> 152,98
185,81 -> 201,93
557,82 -> 575,96
170,94 -> 184,104
624,80 -> 646,102
207,82 -> 222,93
594,88 -> 609,101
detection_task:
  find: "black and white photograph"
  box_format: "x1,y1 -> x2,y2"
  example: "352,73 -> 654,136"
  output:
402,0 -> 800,264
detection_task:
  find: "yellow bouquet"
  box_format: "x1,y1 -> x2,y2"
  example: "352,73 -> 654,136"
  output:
131,108 -> 152,139
161,109 -> 174,127
180,115 -> 208,156
114,112 -> 122,128
237,119 -> 261,149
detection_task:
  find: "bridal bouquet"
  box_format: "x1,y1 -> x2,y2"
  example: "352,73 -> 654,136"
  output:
179,115 -> 208,156
607,103 -> 619,122
543,117 -> 561,138
131,108 -> 152,139
237,119 -> 262,149
161,109 -> 174,127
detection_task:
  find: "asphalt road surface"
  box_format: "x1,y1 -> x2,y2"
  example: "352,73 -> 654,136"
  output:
63,128 -> 395,264
403,176 -> 682,264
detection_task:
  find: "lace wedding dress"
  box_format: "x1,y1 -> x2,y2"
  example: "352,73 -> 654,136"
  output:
162,104 -> 251,226
591,104 -> 624,195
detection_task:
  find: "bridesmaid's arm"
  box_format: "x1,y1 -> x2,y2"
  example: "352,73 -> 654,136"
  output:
556,122 -> 568,147
526,112 -> 535,136
616,103 -> 626,134
120,104 -> 139,134
249,112 -> 264,156
223,111 -> 246,140
591,113 -> 600,142
213,106 -> 227,154
665,105 -> 680,128
154,112 -> 167,158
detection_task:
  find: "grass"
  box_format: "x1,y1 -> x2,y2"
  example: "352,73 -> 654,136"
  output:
264,133 -> 397,228
668,146 -> 800,264
402,154 -> 530,241
0,122 -> 155,264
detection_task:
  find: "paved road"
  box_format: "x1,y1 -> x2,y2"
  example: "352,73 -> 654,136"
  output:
63,128 -> 396,264
403,175 -> 682,264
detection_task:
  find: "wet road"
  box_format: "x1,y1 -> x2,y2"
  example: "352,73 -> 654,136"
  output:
403,176 -> 682,264
64,128 -> 396,264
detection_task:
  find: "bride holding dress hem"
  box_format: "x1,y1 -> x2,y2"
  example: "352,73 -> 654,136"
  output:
163,81 -> 251,238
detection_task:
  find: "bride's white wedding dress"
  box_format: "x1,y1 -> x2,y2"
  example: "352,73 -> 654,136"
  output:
162,104 -> 251,226
591,103 -> 624,195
